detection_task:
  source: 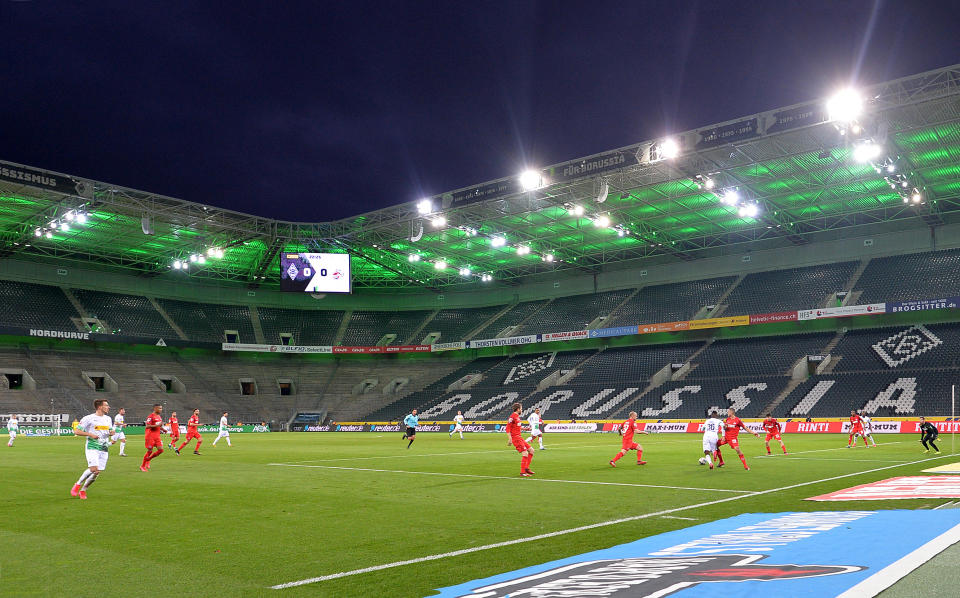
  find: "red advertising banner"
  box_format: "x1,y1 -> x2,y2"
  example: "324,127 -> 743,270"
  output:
638,321 -> 689,334
749,311 -> 798,324
332,345 -> 430,354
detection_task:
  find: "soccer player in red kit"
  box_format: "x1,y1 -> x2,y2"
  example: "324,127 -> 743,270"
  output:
167,411 -> 180,449
506,402 -> 535,477
847,410 -> 866,448
610,411 -> 649,466
762,416 -> 787,454
140,404 -> 164,472
717,407 -> 760,470
176,408 -> 203,455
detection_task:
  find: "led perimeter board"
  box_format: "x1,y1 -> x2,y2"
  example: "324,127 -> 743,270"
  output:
280,252 -> 351,293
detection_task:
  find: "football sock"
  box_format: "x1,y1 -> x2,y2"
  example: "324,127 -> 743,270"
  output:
459,432 -> 463,439
538,439 -> 543,448
525,436 -> 532,443
119,441 -> 126,455
407,438 -> 414,448
636,449 -> 643,463
82,472 -> 98,490
147,448 -> 164,461
739,454 -> 748,468
611,452 -> 623,463
782,444 -> 788,453
76,470 -> 93,486
704,454 -> 712,465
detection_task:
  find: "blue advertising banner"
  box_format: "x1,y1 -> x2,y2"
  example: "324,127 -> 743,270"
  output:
589,325 -> 640,338
450,179 -> 519,206
696,118 -> 759,149
766,103 -> 824,134
887,296 -> 960,313
432,510 -> 960,598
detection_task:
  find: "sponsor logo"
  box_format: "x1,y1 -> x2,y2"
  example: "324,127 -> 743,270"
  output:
252,425 -> 270,433
589,325 -> 640,338
542,330 -> 589,342
415,424 -> 443,432
888,297 -> 960,313
644,422 -> 689,433
335,425 -> 365,432
468,335 -> 540,348
872,325 -> 942,368
639,321 -> 689,334
798,303 -> 886,321
302,425 -> 332,432
504,354 -> 556,385
557,151 -> 628,179
808,477 -> 960,501
432,341 -> 467,352
687,315 -> 750,330
749,311 -> 798,324
543,422 -> 597,433
29,329 -> 90,340
796,422 -> 834,432
370,424 -> 402,432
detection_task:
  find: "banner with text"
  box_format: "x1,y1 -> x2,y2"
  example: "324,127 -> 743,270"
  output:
638,321 -> 690,334
468,334 -> 540,349
687,315 -> 750,330
798,303 -> 886,320
887,297 -> 960,313
222,343 -> 333,353
589,325 -> 640,338
542,330 -> 589,342
749,311 -> 798,324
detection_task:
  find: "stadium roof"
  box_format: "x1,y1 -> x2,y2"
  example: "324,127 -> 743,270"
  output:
2,64 -> 960,291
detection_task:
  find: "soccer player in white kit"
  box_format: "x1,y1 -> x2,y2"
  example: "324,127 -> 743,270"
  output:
449,411 -> 465,439
700,410 -> 723,470
525,408 -> 545,450
7,414 -> 18,447
859,411 -> 878,447
111,407 -> 127,456
212,411 -> 231,447
71,399 -> 113,500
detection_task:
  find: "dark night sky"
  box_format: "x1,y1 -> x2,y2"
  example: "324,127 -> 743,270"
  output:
3,1 -> 959,221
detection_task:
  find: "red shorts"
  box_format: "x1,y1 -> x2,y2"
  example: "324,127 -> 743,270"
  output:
621,441 -> 640,451
511,437 -> 531,453
169,430 -> 180,440
719,437 -> 740,450
765,432 -> 782,441
851,425 -> 864,434
145,435 -> 163,449
185,431 -> 202,441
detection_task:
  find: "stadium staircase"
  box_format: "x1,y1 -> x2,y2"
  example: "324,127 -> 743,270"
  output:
147,297 -> 189,341
248,305 -> 266,344
333,310 -> 352,345
699,274 -> 745,318
404,309 -> 440,345
589,288 -> 641,328
464,301 -> 518,341
501,298 -> 552,337
60,287 -> 89,322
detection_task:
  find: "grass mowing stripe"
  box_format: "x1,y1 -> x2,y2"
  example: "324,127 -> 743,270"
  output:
267,463 -> 752,492
756,441 -> 907,457
270,451 -> 958,590
285,444 -> 612,463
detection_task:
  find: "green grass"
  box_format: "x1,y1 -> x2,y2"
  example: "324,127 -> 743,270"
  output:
1,432 -> 957,597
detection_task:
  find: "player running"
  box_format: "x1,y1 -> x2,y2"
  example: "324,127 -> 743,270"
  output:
6,414 -> 18,447
167,411 -> 180,449
919,417 -> 940,454
610,411 -> 649,467
111,407 -> 127,456
718,407 -> 760,470
762,416 -> 787,455
141,404 -> 165,471
449,410 -> 465,439
71,399 -> 113,500
525,407 -> 545,450
176,408 -> 203,455
212,411 -> 232,447
847,410 -> 866,448
507,402 -> 535,476
402,409 -> 418,448
699,410 -> 723,469
859,411 -> 878,447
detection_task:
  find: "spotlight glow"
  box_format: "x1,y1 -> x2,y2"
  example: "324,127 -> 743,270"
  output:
173,260 -> 183,270
60,223 -> 70,232
720,189 -> 740,205
912,192 -> 922,203
852,141 -> 882,163
593,215 -> 611,228
543,253 -> 555,262
34,228 -> 42,237
570,205 -> 585,216
458,267 -> 471,276
65,211 -> 76,222
45,231 -> 53,239
76,213 -> 87,224
738,203 -> 760,218
886,163 -> 896,173
431,216 -> 447,227
408,254 -> 420,262
416,199 -> 433,214
826,88 -> 863,122
481,273 -> 492,282
198,255 -> 206,264
519,169 -> 543,191
659,138 -> 680,160
434,260 -> 446,270
490,236 -> 507,248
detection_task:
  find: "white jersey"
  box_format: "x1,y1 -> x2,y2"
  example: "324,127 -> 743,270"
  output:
528,413 -> 541,431
219,416 -> 229,434
114,414 -> 124,429
78,413 -> 113,452
453,414 -> 464,429
702,417 -> 722,452
454,415 -> 464,424
6,418 -> 17,431
861,415 -> 873,433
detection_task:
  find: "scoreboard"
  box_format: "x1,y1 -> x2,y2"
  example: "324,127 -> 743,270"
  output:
280,253 -> 351,293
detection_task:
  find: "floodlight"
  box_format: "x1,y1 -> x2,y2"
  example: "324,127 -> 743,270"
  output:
45,231 -> 53,239
417,199 -> 433,214
826,88 -> 863,122
738,203 -> 760,218
720,189 -> 740,205
207,247 -> 216,256
34,228 -> 42,237
491,236 -> 507,248
519,169 -> 543,191
569,205 -> 585,216
189,254 -> 198,263
902,180 -> 909,188
593,215 -> 611,228
659,138 -> 680,160
617,229 -> 625,237
912,191 -> 922,203
852,141 -> 882,163
481,273 -> 492,282
434,260 -> 446,270
173,260 -> 183,270
76,213 -> 87,224
459,267 -> 471,276
431,216 -> 447,227
408,254 -> 420,262
198,255 -> 206,264
66,211 -> 76,222
516,245 -> 530,255
886,163 -> 896,173
543,253 -> 555,262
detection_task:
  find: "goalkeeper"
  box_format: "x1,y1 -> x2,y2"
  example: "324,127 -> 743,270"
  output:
919,417 -> 940,454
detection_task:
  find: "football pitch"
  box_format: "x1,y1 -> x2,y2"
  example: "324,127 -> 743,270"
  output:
2,432 -> 958,597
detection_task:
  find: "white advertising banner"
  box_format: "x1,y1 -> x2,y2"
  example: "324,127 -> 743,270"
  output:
544,422 -> 597,433
542,330 -> 590,342
221,343 -> 333,354
797,303 -> 886,321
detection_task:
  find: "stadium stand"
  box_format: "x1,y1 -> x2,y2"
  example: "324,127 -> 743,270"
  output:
856,248 -> 960,304
0,280 -> 79,330
776,373 -> 953,418
635,377 -> 790,419
72,289 -> 177,339
470,300 -> 547,338
514,289 -> 635,335
830,323 -> 960,372
723,261 -> 858,314
688,333 -> 833,378
156,298 -> 257,343
605,277 -> 737,327
340,310 -> 432,346
256,306 -> 345,346
420,305 -> 506,342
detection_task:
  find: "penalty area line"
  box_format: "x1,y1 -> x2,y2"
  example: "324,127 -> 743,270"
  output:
269,452 -> 957,590
267,463 -> 751,493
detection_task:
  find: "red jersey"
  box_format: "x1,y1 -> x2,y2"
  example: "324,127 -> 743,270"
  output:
850,414 -> 862,427
187,414 -> 199,432
506,412 -> 522,439
620,419 -> 641,443
724,416 -> 748,440
169,416 -> 178,427
145,413 -> 163,437
762,418 -> 780,433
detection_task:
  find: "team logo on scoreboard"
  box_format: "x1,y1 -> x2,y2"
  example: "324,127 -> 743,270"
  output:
872,325 -> 942,368
332,269 -> 343,280
285,263 -> 299,279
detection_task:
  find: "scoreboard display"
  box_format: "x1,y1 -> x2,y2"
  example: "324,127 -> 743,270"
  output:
280,253 -> 351,293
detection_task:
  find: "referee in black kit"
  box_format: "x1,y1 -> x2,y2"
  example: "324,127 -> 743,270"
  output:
919,417 -> 940,454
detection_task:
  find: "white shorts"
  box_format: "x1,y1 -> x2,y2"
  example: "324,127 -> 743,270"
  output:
217,430 -> 230,438
8,430 -> 16,439
85,449 -> 108,470
453,424 -> 463,432
112,431 -> 125,441
702,434 -> 718,452
530,429 -> 542,437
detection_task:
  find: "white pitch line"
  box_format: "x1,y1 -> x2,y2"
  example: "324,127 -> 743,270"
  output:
284,444 -> 611,464
755,441 -> 906,457
267,463 -> 752,493
270,452 -> 957,590
760,457 -> 912,463
660,515 -> 698,521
